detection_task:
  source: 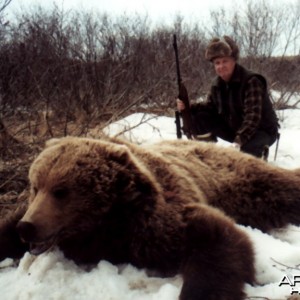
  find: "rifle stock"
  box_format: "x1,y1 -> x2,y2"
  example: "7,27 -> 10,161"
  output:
175,110 -> 182,139
173,34 -> 196,140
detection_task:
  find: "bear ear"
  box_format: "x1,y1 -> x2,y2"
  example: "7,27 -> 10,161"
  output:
45,138 -> 62,148
102,143 -> 132,166
101,143 -> 155,187
93,140 -> 159,208
44,137 -> 76,149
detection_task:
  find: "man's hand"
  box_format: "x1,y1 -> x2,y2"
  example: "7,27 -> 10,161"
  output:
176,99 -> 186,111
231,142 -> 241,151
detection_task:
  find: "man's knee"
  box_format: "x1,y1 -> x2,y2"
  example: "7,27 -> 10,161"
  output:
241,131 -> 272,158
241,144 -> 265,158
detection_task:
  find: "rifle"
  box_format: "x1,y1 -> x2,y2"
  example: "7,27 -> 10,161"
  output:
173,34 -> 196,140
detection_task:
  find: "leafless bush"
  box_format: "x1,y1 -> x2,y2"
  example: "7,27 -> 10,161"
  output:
1,0 -> 300,212
0,0 -> 299,147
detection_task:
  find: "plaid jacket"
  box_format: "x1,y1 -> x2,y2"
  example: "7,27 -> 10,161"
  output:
202,64 -> 279,145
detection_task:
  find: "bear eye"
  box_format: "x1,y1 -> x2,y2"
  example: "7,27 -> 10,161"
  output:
52,187 -> 69,199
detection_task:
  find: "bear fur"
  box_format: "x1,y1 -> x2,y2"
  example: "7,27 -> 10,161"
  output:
1,136 -> 300,300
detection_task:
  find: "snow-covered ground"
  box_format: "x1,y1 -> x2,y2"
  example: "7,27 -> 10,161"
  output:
0,108 -> 300,300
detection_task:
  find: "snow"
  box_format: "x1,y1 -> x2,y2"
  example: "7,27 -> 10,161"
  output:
0,106 -> 300,300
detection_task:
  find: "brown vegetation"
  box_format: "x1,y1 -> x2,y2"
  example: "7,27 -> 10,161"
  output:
0,0 -> 300,218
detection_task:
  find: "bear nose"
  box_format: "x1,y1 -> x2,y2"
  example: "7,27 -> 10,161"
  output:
17,221 -> 37,242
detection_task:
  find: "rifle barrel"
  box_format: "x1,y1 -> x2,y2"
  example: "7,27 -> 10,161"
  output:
173,34 -> 182,88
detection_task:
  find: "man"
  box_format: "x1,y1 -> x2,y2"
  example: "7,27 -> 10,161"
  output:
177,36 -> 279,158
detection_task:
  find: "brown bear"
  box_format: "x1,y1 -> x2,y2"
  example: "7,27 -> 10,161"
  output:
1,136 -> 300,300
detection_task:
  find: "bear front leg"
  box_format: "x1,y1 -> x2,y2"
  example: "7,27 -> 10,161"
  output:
180,204 -> 255,300
0,204 -> 29,262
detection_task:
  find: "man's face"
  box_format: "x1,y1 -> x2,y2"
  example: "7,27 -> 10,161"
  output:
213,56 -> 236,82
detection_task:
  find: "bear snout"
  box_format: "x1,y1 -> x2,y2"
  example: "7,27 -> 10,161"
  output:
16,221 -> 37,243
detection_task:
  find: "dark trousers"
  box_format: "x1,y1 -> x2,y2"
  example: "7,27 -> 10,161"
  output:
192,110 -> 277,158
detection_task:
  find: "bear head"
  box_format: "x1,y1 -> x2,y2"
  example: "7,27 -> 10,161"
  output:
16,137 -> 161,256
